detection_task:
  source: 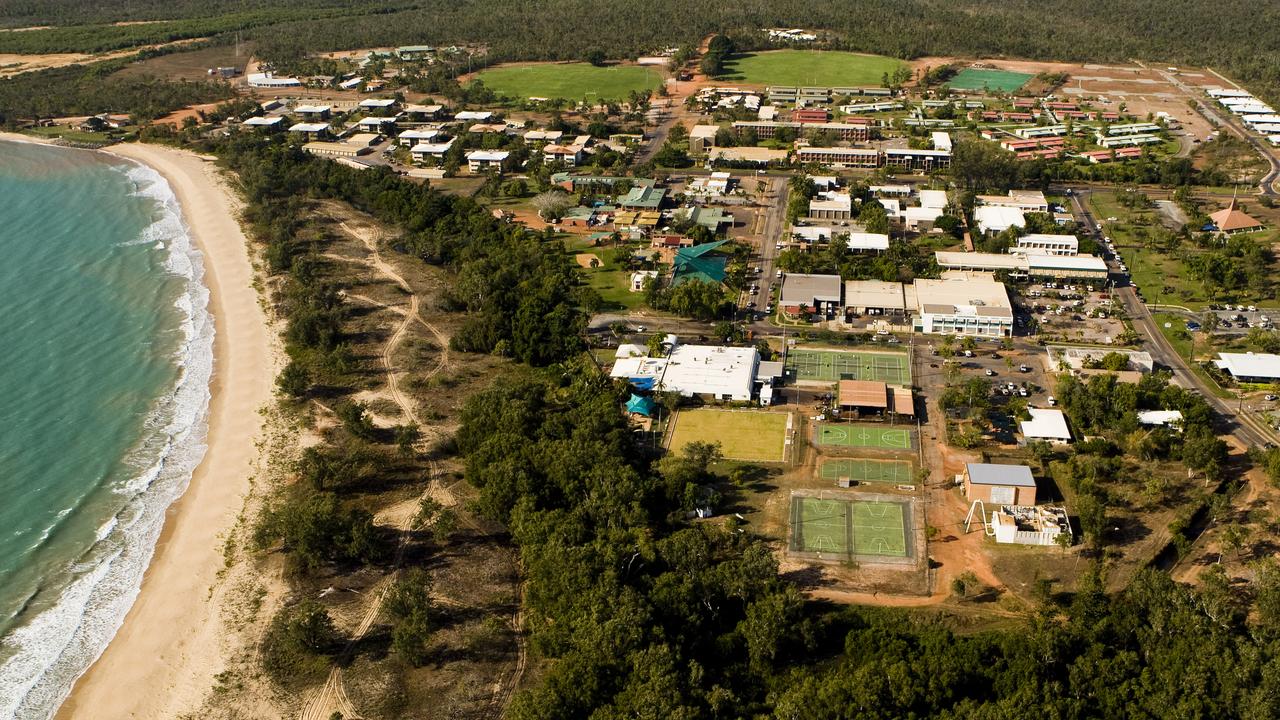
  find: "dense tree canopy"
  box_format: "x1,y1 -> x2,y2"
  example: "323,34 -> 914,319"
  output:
455,362 -> 1280,719
3,0 -> 1280,106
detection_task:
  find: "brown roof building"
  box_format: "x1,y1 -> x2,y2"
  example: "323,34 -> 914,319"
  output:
837,380 -> 915,416
1210,200 -> 1265,234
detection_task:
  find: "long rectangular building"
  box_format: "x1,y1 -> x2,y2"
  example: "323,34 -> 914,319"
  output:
934,250 -> 1109,280
795,146 -> 881,168
883,148 -> 951,171
1016,234 -> 1078,255
1097,134 -> 1162,148
733,120 -> 871,142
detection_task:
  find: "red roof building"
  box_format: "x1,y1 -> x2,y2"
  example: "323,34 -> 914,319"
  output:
791,108 -> 831,124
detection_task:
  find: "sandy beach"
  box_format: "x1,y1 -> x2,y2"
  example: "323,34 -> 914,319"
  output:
44,143 -> 277,719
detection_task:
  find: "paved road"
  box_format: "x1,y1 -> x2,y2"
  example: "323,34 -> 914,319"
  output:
636,108 -> 679,165
1068,187 -> 1274,446
749,176 -> 790,311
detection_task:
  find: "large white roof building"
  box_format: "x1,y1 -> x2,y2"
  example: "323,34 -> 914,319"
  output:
288,122 -> 330,133
845,232 -> 890,252
918,189 -> 949,210
1215,352 -> 1280,382
610,344 -> 761,402
976,190 -> 1049,212
974,206 -> 1026,234
916,272 -> 1013,335
910,273 -> 1013,337
1020,408 -> 1072,444
1047,346 -> 1155,373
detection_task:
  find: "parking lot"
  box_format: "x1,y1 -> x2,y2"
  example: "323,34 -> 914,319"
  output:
1013,282 -> 1127,343
1201,306 -> 1277,334
920,341 -> 1053,402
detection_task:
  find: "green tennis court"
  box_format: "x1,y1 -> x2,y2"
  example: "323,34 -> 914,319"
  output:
947,68 -> 1033,92
789,496 -> 909,557
817,424 -> 914,450
821,458 -> 913,484
785,348 -> 910,384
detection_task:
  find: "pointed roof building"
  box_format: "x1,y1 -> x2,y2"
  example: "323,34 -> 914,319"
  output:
1209,198 -> 1265,234
625,394 -> 656,417
670,240 -> 729,286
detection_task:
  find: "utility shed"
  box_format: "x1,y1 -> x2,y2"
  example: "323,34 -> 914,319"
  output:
964,463 -> 1037,506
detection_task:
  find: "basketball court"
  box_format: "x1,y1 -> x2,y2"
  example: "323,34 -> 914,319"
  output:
820,458 -> 913,484
789,496 -> 911,559
816,424 -> 914,450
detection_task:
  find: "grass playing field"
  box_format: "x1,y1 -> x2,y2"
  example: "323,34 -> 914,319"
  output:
785,348 -> 910,384
820,458 -> 913,484
947,68 -> 1033,92
790,496 -> 909,557
668,409 -> 790,462
816,424 -> 914,450
721,50 -> 905,87
473,62 -> 662,101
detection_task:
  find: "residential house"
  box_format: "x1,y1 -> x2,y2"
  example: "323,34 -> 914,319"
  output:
465,149 -> 510,173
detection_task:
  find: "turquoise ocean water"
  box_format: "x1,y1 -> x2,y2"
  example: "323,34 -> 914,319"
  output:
0,141 -> 213,719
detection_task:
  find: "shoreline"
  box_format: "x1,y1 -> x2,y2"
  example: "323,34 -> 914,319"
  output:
48,142 -> 276,719
0,130 -> 55,146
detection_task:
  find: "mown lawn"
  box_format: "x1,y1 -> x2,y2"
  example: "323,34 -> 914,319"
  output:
563,235 -> 646,311
1091,192 -> 1208,308
473,62 -> 661,101
721,50 -> 904,87
669,409 -> 790,462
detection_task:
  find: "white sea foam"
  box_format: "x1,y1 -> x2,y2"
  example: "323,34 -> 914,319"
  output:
0,159 -> 215,720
